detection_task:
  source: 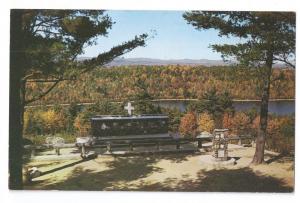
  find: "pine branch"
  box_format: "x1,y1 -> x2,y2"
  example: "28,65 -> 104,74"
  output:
79,34 -> 148,73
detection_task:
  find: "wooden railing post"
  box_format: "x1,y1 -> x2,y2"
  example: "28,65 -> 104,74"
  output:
106,142 -> 112,153
55,147 -> 60,155
176,140 -> 180,150
81,144 -> 86,157
251,138 -> 256,147
129,142 -> 133,151
31,147 -> 36,157
238,137 -> 242,146
197,140 -> 202,148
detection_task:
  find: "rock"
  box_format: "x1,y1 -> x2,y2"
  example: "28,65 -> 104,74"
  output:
25,167 -> 42,183
199,155 -> 236,167
81,151 -> 98,159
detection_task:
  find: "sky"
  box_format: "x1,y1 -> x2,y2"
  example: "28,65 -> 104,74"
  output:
81,11 -> 242,60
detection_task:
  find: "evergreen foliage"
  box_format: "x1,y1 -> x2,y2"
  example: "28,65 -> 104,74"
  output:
10,9 -> 148,189
183,11 -> 295,164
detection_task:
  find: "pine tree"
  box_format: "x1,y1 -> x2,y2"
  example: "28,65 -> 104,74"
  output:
9,9 -> 148,189
183,11 -> 295,164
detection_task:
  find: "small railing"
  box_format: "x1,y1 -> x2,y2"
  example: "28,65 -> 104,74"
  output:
24,136 -> 74,157
24,134 -> 254,159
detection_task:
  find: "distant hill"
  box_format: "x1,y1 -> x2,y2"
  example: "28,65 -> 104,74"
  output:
78,57 -> 233,67
77,57 -> 287,68
106,57 -> 233,67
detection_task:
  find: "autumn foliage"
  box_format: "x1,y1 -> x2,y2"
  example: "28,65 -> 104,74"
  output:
23,103 -> 294,154
198,112 -> 215,133
179,112 -> 198,138
24,108 -> 66,135
252,115 -> 295,154
25,66 -> 295,105
226,113 -> 294,154
225,112 -> 251,135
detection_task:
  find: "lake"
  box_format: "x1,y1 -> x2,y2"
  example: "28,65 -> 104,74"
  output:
152,100 -> 295,115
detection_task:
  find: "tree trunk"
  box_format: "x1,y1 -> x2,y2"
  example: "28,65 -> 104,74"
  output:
252,52 -> 273,164
9,10 -> 25,189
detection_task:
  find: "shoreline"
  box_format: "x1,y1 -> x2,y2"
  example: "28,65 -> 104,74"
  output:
151,98 -> 295,102
25,98 -> 295,108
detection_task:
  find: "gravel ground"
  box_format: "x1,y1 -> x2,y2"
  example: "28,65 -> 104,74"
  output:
23,144 -> 294,192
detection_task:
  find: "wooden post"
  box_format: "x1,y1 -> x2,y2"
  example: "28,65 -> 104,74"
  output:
224,142 -> 228,160
81,144 -> 86,157
107,142 -> 112,153
156,141 -> 160,150
197,140 -> 202,148
176,140 -> 180,150
31,147 -> 36,157
55,147 -> 60,155
251,139 -> 256,147
238,137 -> 242,146
129,143 -> 133,151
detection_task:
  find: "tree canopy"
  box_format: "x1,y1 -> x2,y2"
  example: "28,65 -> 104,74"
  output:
17,9 -> 148,104
183,11 -> 295,68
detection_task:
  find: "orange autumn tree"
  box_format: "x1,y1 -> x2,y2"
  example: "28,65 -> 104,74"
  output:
179,112 -> 198,138
198,112 -> 215,133
74,114 -> 90,136
252,115 -> 294,154
224,112 -> 251,135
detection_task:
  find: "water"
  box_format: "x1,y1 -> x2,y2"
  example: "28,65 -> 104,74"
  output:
153,100 -> 295,115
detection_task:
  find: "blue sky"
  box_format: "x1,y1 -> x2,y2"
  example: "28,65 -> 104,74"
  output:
82,11 -> 241,60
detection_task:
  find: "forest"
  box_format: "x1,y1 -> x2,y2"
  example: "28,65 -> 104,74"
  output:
23,65 -> 295,155
25,65 -> 295,106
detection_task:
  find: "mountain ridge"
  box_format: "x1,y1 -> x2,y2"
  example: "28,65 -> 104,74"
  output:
78,57 -> 287,68
78,57 -> 233,67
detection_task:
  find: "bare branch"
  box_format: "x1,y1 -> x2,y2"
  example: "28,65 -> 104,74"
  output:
273,57 -> 295,68
34,29 -> 61,37
22,71 -> 43,81
34,16 -> 63,29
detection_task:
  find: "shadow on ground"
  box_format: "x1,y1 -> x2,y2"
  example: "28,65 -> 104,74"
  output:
266,153 -> 294,164
26,154 -> 293,192
138,167 -> 293,192
28,156 -> 163,190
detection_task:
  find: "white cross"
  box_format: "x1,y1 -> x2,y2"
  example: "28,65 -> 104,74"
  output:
124,102 -> 134,116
